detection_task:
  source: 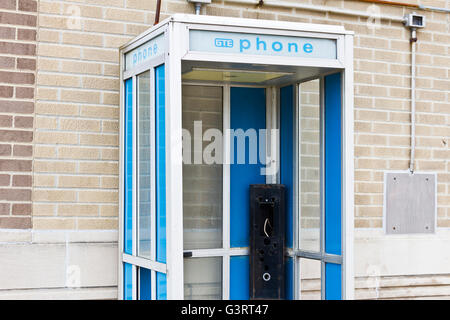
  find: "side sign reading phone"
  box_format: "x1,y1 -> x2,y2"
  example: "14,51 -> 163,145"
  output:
125,34 -> 165,70
190,30 -> 337,59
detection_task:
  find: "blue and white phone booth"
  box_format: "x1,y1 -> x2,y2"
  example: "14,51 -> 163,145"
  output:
119,14 -> 354,300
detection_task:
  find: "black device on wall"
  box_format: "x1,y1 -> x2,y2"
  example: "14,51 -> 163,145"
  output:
249,184 -> 286,300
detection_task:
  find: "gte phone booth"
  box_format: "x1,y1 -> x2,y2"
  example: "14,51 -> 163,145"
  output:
119,14 -> 354,300
250,185 -> 286,300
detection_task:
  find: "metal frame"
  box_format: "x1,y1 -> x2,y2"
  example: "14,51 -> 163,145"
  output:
292,76 -> 326,299
292,35 -> 354,298
181,81 -> 276,300
342,34 -> 355,300
181,82 -> 231,300
222,83 -> 231,299
265,86 -> 279,185
118,43 -> 124,300
293,83 -> 301,300
320,76 -> 326,299
119,14 -> 354,300
135,67 -> 158,299
293,68 -> 354,300
131,73 -> 137,300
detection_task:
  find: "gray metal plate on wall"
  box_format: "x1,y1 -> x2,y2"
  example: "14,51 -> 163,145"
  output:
385,172 -> 436,235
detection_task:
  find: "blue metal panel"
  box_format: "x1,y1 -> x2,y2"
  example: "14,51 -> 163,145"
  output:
139,268 -> 151,300
324,73 -> 342,299
325,263 -> 342,300
230,256 -> 250,300
324,73 -> 342,256
156,272 -> 167,300
124,79 -> 133,255
230,87 -> 266,248
155,65 -> 166,264
280,85 -> 294,249
123,263 -> 133,300
285,257 -> 294,300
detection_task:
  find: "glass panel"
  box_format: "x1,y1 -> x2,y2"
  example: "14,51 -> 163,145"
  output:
123,263 -> 133,300
139,267 -> 151,300
184,257 -> 222,300
325,263 -> 341,300
156,272 -> 167,300
124,79 -> 133,255
280,85 -> 295,248
299,79 -> 321,252
324,73 -> 342,256
285,257 -> 294,300
182,85 -> 223,250
299,258 -> 321,300
138,71 -> 152,259
230,256 -> 249,300
155,65 -> 166,263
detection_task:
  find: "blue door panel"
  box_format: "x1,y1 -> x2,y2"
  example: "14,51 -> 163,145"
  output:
324,73 -> 342,257
139,268 -> 151,300
156,65 -> 166,264
124,79 -> 133,255
230,256 -> 250,300
324,73 -> 342,299
325,263 -> 342,300
124,263 -> 133,300
230,87 -> 266,248
280,85 -> 294,249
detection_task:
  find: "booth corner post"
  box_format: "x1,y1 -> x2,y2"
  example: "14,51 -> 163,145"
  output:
164,19 -> 185,300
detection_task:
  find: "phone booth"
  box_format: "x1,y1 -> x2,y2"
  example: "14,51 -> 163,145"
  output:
118,14 -> 354,300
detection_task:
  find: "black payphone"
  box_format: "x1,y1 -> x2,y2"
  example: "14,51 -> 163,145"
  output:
249,184 -> 286,300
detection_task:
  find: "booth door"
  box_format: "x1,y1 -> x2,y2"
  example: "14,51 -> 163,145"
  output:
182,85 -> 267,300
182,75 -> 344,300
280,74 -> 344,300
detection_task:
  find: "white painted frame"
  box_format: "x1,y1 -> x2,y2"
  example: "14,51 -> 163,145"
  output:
119,14 -> 354,300
342,34 -> 355,300
181,81 -> 276,300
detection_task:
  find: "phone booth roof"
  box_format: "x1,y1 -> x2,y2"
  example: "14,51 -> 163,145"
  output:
120,14 -> 354,86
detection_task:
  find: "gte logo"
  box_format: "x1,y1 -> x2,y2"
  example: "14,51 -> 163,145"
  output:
215,38 -> 233,48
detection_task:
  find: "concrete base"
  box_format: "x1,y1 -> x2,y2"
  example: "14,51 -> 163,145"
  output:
1,228 -> 450,299
0,230 -> 118,300
0,287 -> 117,300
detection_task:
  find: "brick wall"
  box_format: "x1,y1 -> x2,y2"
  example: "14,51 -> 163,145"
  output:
0,0 -> 36,229
182,85 -> 223,250
0,0 -> 447,299
33,0 -> 449,234
33,0 -> 157,230
301,272 -> 450,300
